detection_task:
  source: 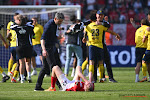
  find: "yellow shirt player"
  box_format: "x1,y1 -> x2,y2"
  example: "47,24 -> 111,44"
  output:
32,23 -> 43,46
134,19 -> 149,82
85,22 -> 108,49
30,17 -> 43,76
7,21 -> 17,47
142,26 -> 150,82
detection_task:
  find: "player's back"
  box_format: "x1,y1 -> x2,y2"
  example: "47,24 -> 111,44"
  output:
135,25 -> 148,48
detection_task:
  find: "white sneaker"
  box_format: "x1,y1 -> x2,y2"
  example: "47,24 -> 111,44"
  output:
31,70 -> 37,76
135,79 -> 140,82
7,72 -> 11,76
21,80 -> 24,83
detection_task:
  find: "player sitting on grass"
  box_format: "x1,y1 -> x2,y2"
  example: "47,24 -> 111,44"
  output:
45,66 -> 94,91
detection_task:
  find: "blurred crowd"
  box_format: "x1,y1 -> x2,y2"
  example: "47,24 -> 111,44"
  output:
0,0 -> 150,23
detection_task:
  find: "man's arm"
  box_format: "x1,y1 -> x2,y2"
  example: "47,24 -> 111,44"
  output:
106,29 -> 121,40
130,18 -> 141,29
143,27 -> 150,43
74,66 -> 89,84
82,29 -> 87,43
40,39 -> 47,57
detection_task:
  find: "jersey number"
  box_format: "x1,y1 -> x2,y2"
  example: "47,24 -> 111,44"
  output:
91,29 -> 99,36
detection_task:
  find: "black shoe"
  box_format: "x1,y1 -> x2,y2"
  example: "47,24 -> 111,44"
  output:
109,78 -> 117,83
2,75 -> 10,82
28,79 -> 32,83
34,87 -> 44,91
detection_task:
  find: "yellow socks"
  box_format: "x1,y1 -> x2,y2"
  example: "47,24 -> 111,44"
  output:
11,63 -> 17,72
89,65 -> 94,75
13,70 -> 19,78
8,59 -> 13,73
142,62 -> 147,77
98,64 -> 104,79
82,60 -> 88,73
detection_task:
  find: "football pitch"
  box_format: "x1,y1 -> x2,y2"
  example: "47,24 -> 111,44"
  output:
0,67 -> 150,100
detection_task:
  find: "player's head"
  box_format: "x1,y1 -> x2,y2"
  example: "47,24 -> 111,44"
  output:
54,12 -> 64,25
84,82 -> 94,92
89,10 -> 97,22
15,15 -> 26,26
141,18 -> 148,26
96,10 -> 104,22
13,13 -> 19,21
70,15 -> 77,24
32,17 -> 38,25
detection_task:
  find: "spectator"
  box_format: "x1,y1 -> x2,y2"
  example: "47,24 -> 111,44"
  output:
138,9 -> 146,21
86,0 -> 96,14
133,0 -> 142,14
109,8 -> 119,23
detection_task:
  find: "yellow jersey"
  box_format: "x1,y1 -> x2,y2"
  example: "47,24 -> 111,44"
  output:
32,24 -> 43,45
85,22 -> 108,49
144,27 -> 150,50
7,21 -> 16,47
135,25 -> 148,48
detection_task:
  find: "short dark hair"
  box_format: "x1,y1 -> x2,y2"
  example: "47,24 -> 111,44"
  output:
55,12 -> 64,20
89,10 -> 97,21
141,18 -> 148,25
70,15 -> 76,22
16,15 -> 27,26
14,13 -> 19,16
32,17 -> 38,20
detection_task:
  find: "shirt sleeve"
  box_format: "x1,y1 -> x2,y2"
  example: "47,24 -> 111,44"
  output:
41,22 -> 51,40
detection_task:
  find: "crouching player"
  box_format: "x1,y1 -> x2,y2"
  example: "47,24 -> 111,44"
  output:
45,66 -> 94,91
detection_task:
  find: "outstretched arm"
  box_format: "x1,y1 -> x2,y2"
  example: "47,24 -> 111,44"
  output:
106,29 -> 121,41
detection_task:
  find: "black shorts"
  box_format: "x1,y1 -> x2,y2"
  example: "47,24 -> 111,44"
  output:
16,46 -> 32,59
136,48 -> 146,63
143,50 -> 150,62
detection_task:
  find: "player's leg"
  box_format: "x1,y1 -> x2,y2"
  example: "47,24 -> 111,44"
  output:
64,44 -> 73,76
82,57 -> 88,73
45,65 -> 64,91
71,56 -> 77,77
31,49 -> 37,76
8,54 -> 13,75
0,66 -> 10,82
146,62 -> 150,82
98,60 -> 104,83
140,60 -> 147,82
135,48 -> 146,82
25,58 -> 32,83
19,58 -> 25,83
11,61 -> 19,83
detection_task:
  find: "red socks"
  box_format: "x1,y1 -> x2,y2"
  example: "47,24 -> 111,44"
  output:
51,76 -> 57,88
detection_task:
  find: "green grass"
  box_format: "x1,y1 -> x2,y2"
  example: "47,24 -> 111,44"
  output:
0,67 -> 150,100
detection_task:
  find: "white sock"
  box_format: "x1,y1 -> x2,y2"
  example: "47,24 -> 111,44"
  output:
33,68 -> 36,71
2,72 -> 6,77
136,74 -> 139,80
20,74 -> 24,81
72,68 -> 75,72
28,72 -> 31,79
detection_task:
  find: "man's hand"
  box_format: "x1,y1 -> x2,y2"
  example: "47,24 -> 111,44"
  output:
82,37 -> 87,43
42,49 -> 48,57
130,18 -> 134,23
115,34 -> 121,41
4,43 -> 9,49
